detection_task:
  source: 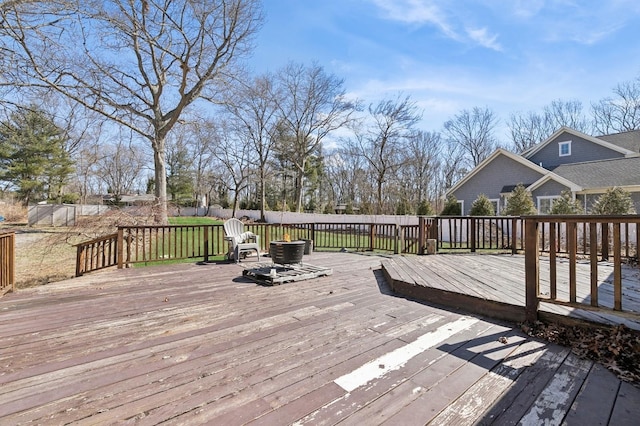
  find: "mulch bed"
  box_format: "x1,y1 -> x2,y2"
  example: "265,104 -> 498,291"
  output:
521,321 -> 640,385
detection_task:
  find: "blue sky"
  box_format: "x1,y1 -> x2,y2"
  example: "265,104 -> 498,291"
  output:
249,0 -> 640,141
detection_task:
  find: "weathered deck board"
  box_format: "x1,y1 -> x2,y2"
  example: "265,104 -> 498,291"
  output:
383,253 -> 640,329
0,252 -> 637,425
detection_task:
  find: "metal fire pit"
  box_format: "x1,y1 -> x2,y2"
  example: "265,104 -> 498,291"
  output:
269,240 -> 305,264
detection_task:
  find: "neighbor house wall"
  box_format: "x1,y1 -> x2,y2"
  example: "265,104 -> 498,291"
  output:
450,154 -> 544,215
527,131 -> 626,169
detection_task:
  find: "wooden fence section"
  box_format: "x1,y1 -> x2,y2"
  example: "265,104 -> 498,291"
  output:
0,231 -> 15,295
525,215 -> 640,322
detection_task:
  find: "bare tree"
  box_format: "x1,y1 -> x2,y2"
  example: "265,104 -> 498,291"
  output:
592,76 -> 640,134
273,62 -> 358,212
183,117 -> 219,212
509,99 -> 591,153
353,95 -> 421,214
225,74 -> 279,221
96,138 -> 147,203
212,124 -> 254,217
444,107 -> 498,168
0,0 -> 262,223
402,130 -> 442,206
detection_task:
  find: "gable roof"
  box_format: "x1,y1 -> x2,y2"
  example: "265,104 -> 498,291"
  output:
552,157 -> 640,190
446,148 -> 581,196
598,129 -> 640,153
523,126 -> 637,159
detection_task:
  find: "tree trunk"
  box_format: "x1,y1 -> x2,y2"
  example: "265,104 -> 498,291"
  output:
152,140 -> 169,225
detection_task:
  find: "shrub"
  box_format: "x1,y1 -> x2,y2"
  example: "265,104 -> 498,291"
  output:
503,183 -> 536,215
395,198 -> 412,215
416,199 -> 435,215
469,194 -> 495,216
591,187 -> 636,214
550,190 -> 583,214
440,195 -> 461,216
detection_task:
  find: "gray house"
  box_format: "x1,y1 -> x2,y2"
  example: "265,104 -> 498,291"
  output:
447,127 -> 640,214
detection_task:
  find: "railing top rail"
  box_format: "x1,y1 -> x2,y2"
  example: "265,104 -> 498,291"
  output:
74,232 -> 118,247
523,215 -> 640,223
117,224 -> 218,230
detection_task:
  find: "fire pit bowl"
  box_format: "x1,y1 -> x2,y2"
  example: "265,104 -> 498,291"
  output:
269,240 -> 305,264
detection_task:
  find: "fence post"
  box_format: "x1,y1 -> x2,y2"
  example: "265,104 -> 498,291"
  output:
117,228 -> 124,269
433,218 -> 439,251
511,218 -> 518,254
524,217 -> 540,322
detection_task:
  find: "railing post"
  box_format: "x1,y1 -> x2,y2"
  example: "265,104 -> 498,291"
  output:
393,225 -> 399,254
511,218 -> 518,254
310,223 -> 315,248
117,228 -> 124,269
75,246 -> 84,277
203,226 -> 209,263
418,216 -> 426,255
370,224 -> 376,251
601,222 -> 609,261
433,218 -> 439,251
470,218 -> 476,252
524,217 -> 540,322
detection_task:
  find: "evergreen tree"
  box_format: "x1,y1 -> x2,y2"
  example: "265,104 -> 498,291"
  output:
503,183 -> 537,215
0,107 -> 73,205
440,195 -> 462,215
469,193 -> 495,216
416,199 -> 435,215
395,198 -> 412,215
550,190 -> 584,214
591,187 -> 636,214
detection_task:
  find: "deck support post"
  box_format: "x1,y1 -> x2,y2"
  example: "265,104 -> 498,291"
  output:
524,217 -> 540,322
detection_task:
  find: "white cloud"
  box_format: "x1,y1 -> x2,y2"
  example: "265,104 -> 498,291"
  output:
466,27 -> 502,51
369,0 -> 460,40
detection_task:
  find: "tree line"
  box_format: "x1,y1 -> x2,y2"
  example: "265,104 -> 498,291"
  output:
1,1 -> 639,222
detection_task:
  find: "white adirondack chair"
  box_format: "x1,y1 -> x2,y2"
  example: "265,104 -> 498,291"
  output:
223,218 -> 260,263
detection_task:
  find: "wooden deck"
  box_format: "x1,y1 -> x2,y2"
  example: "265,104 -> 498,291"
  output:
1,251 -> 638,425
382,253 -> 640,330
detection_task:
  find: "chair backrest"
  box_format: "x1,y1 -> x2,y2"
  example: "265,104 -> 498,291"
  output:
223,218 -> 245,237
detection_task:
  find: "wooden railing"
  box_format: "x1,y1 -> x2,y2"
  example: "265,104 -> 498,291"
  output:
75,233 -> 119,276
433,216 -> 525,253
0,231 -> 15,295
74,221 -> 433,276
525,215 -> 640,322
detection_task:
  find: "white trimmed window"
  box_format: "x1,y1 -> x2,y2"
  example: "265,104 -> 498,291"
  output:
457,200 -> 464,215
537,196 -> 560,214
489,198 -> 500,215
558,141 -> 571,157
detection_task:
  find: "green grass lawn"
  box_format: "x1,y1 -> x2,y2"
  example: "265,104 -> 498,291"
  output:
168,216 -> 223,225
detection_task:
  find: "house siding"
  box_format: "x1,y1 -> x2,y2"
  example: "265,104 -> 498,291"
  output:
531,180 -> 570,199
527,131 -> 625,170
450,153 -> 544,215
